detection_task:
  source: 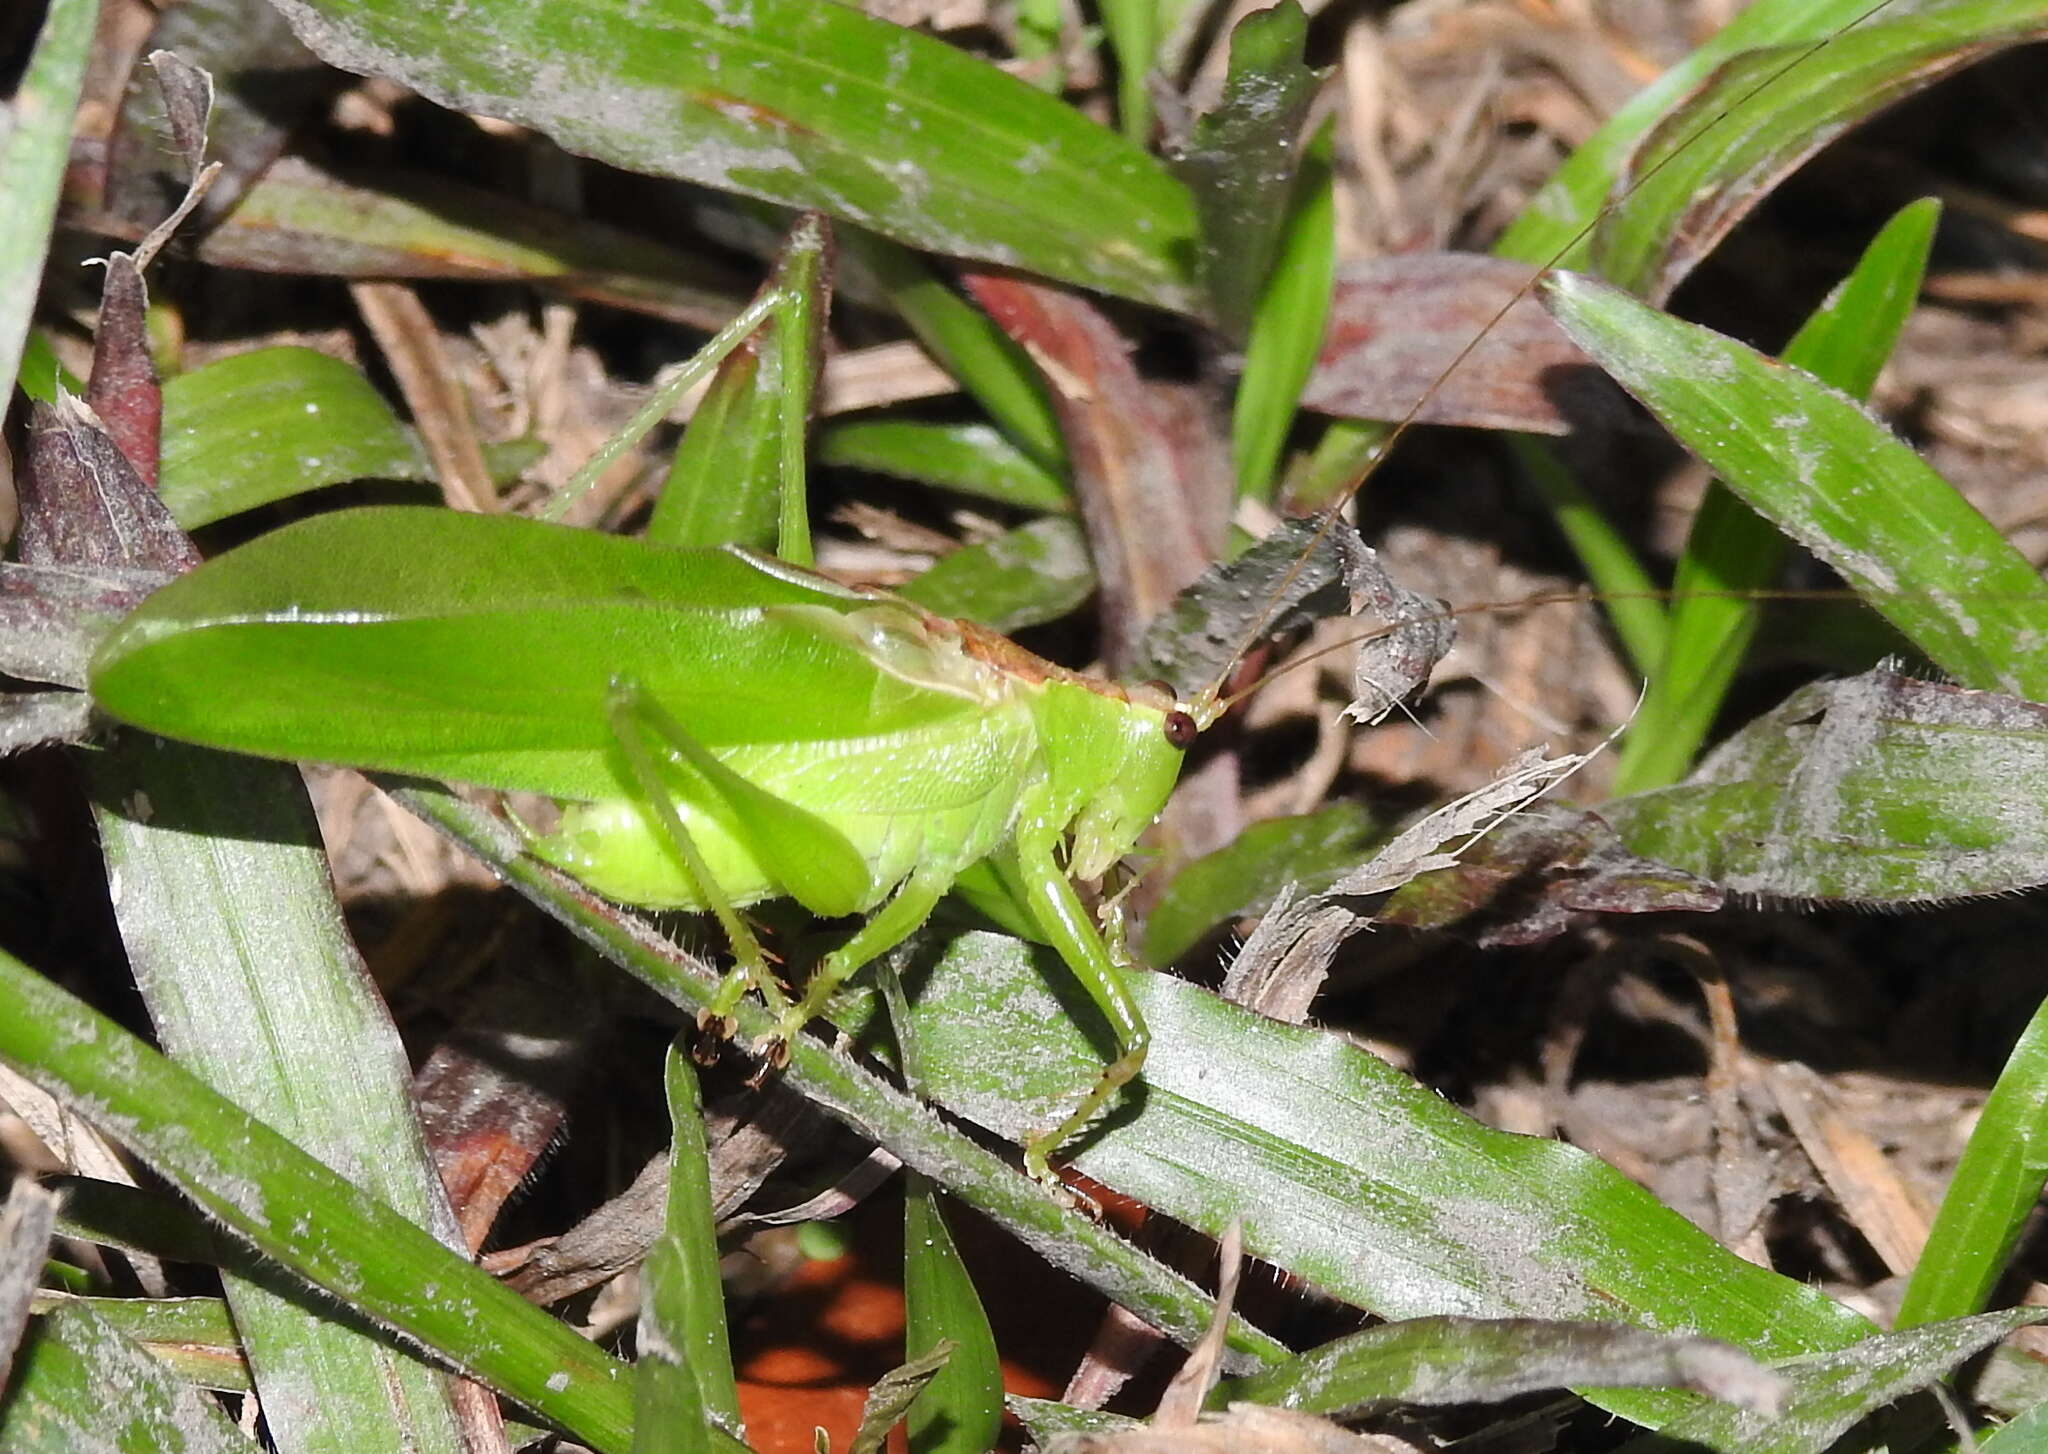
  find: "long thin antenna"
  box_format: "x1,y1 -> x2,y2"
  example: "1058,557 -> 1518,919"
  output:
1199,0 -> 1907,708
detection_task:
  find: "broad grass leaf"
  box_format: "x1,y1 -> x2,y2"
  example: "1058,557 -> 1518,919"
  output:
1168,2 -> 1322,338
1591,0 -> 2048,301
818,419 -> 1070,514
159,347 -> 429,526
1621,1308 -> 2045,1453
1544,271 -> 2048,701
898,518 -> 1096,633
899,931 -> 1873,1431
1607,670 -> 2048,902
0,0 -> 92,405
1615,199 -> 1940,793
0,1304 -> 252,1453
269,0 -> 1204,314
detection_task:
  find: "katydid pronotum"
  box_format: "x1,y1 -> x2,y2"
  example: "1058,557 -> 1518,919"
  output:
78,0 -> 1975,1188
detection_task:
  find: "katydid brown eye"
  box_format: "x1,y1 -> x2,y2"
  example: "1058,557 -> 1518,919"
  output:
1164,710 -> 1198,748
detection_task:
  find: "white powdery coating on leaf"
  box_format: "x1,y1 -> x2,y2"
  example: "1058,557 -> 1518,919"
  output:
1421,1192 -> 1592,1318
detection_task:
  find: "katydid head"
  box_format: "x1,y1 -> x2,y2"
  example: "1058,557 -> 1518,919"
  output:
1030,676 -> 1194,881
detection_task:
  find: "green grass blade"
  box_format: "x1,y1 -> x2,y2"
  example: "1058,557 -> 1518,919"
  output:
29,1294 -> 250,1393
1897,993 -> 2048,1329
158,347 -> 429,527
1285,415 -> 1386,511
16,330 -> 83,405
773,216 -> 828,566
89,736 -> 480,1454
1614,199 -> 1940,794
1509,434 -> 1667,677
1490,0 -> 1966,675
838,231 -> 1066,474
1214,1316 -> 1774,1414
1171,2 -> 1321,338
650,215 -> 829,560
896,518 -> 1096,633
1231,130 -> 1337,504
0,0 -> 92,404
1603,671 -> 2048,903
1492,0 -> 1919,267
817,420 -> 1070,514
1544,271 -> 2048,701
634,1048 -> 743,1454
1623,1309 -> 2044,1453
269,0 -> 1202,313
1098,0 -> 1157,143
902,1187 -> 1003,1454
879,960 -> 1003,1454
1,1304 -> 253,1454
650,339 -> 782,552
895,931 -> 1872,1431
1590,0 -> 2048,301
631,1298 -> 710,1454
0,944 -> 634,1452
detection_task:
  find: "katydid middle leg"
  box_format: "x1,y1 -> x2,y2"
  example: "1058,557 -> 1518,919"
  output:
1005,830 -> 1150,1184
768,860 -> 954,1050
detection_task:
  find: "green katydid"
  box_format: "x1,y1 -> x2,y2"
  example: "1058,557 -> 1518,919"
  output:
87,504 -> 1213,1183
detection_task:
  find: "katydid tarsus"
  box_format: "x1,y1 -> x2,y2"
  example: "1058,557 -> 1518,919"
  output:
80,0 -> 1956,1186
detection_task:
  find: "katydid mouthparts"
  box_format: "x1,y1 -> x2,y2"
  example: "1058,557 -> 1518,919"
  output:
86,504 -> 1221,1183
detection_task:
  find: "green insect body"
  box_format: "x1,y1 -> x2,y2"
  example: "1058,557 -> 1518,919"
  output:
88,505 -> 1195,1179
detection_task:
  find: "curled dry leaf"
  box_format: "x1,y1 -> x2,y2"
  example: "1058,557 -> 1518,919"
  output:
1300,255 -> 1631,436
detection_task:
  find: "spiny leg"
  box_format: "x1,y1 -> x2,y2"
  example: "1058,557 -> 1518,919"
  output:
770,862 -> 953,1053
604,678 -> 789,1026
1006,834 -> 1150,1186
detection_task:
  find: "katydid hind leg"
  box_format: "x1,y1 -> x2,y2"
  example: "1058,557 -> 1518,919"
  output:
604,679 -> 789,1026
1006,834 -> 1150,1185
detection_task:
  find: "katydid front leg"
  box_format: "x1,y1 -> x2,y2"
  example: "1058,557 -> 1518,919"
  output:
1005,829 -> 1150,1185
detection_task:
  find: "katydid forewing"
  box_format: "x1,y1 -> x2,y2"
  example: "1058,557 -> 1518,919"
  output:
77,0 -> 2006,1190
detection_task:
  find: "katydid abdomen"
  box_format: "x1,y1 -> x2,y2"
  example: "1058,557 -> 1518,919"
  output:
88,504 -> 1191,1178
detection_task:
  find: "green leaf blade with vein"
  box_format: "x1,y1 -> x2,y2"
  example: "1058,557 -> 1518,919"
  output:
1622,1309 -> 2045,1453
817,420 -> 1070,514
158,347 -> 429,528
0,944 -> 634,1453
903,1188 -> 1002,1454
1169,0 -> 1321,338
0,0 -> 93,404
1232,129 -> 1337,504
1606,671 -> 2048,902
90,734 -> 480,1454
1614,197 -> 1940,794
1589,0 -> 2048,302
2,1305 -> 254,1454
635,1048 -> 742,1454
896,518 -> 1096,633
1543,270 -> 2048,702
899,931 -> 1872,1430
270,0 -> 1204,314
1897,991 -> 2048,1329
